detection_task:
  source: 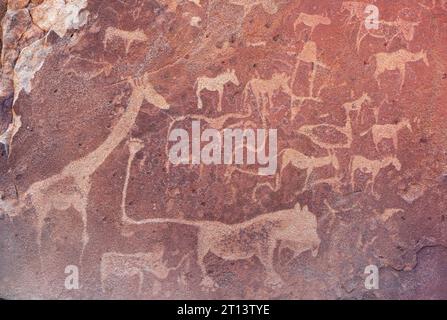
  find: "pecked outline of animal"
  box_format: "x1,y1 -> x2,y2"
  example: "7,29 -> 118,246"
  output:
296,113 -> 353,151
360,118 -> 412,152
228,0 -> 278,17
293,12 -> 331,36
341,2 -> 421,51
342,92 -> 372,123
103,27 -> 148,55
121,202 -> 320,290
7,72 -> 169,265
251,148 -> 340,198
195,69 -> 240,112
372,49 -> 429,91
349,155 -> 401,196
100,247 -> 189,296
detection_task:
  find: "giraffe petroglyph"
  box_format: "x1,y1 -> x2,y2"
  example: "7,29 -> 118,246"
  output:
103,27 -> 148,54
373,49 -> 429,90
11,73 -> 169,264
100,247 -> 189,295
361,118 -> 412,151
195,69 -> 240,112
350,155 -> 401,196
293,13 -> 331,36
121,202 -> 320,290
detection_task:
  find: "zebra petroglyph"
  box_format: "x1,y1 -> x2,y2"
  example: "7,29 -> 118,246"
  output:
361,118 -> 412,151
373,49 -> 429,90
350,155 -> 401,196
195,69 -> 240,112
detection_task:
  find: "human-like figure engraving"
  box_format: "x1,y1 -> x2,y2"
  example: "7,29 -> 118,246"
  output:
195,69 -> 240,112
121,202 -> 320,290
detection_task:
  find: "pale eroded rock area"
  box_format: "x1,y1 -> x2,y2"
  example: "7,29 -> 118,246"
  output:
0,0 -> 446,299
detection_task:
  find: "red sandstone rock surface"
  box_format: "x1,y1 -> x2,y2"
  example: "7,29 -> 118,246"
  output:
0,0 -> 446,299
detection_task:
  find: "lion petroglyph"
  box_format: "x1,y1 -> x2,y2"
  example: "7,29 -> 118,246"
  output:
350,155 -> 401,196
121,203 -> 320,289
103,27 -> 148,54
195,69 -> 240,112
373,49 -> 429,90
361,118 -> 412,151
100,248 -> 189,295
6,73 -> 169,264
293,13 -> 331,36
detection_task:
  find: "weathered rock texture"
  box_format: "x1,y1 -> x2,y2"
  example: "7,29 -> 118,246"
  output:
0,0 -> 446,299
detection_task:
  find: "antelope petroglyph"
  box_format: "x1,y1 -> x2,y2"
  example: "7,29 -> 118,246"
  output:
100,248 -> 190,295
7,73 -> 169,264
373,49 -> 429,90
341,2 -> 420,51
229,0 -> 278,17
103,27 -> 148,54
361,118 -> 412,151
293,13 -> 331,36
342,93 -> 372,123
121,202 -> 320,290
195,69 -> 240,112
251,148 -> 340,198
350,155 -> 401,196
